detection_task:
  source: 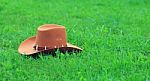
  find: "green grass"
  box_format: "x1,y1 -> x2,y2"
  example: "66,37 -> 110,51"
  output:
0,0 -> 150,81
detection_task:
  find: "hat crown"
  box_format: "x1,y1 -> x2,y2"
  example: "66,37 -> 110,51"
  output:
35,24 -> 67,49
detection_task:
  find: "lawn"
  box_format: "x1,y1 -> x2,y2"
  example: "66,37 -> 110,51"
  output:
0,0 -> 150,81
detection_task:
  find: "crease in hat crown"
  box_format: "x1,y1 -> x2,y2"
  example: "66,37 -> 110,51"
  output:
35,24 -> 67,49
38,24 -> 65,31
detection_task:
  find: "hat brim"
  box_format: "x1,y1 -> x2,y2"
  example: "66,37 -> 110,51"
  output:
18,36 -> 83,55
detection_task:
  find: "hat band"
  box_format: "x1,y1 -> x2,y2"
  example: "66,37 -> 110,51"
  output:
33,44 -> 66,51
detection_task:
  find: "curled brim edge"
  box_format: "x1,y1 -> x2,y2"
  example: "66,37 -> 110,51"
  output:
18,36 -> 83,55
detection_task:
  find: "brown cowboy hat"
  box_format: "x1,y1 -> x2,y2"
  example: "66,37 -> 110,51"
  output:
18,24 -> 82,55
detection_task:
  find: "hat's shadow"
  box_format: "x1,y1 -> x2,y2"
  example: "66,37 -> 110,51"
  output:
23,49 -> 81,59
